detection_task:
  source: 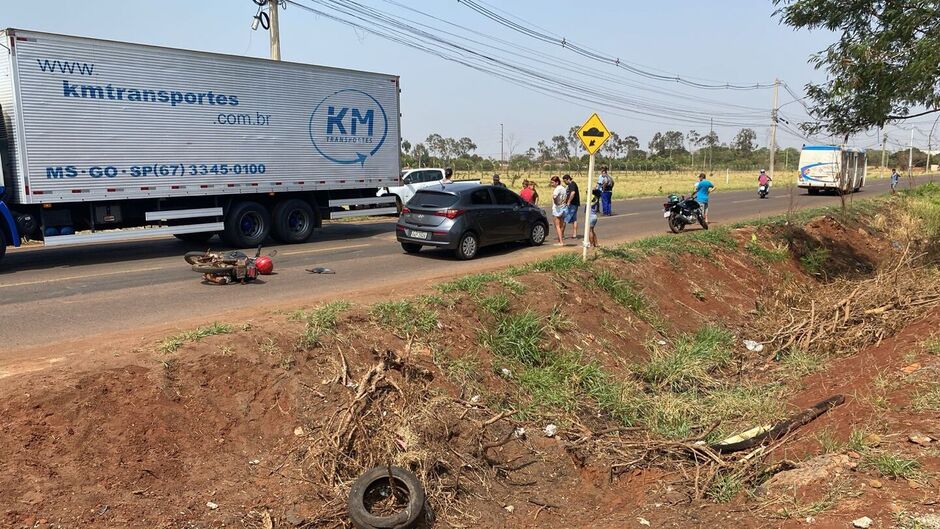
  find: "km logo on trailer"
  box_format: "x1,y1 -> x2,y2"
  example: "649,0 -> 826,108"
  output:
309,89 -> 389,167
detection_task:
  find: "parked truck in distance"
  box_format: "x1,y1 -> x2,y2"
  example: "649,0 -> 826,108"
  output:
0,28 -> 401,264
797,145 -> 866,195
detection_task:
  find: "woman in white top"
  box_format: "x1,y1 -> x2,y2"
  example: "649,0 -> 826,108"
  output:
550,175 -> 567,245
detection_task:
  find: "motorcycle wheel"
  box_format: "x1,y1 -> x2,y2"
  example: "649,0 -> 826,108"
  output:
668,215 -> 684,234
184,251 -> 211,265
192,263 -> 235,275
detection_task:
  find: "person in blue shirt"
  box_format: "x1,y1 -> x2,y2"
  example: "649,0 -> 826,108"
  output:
693,172 -> 716,223
890,168 -> 900,194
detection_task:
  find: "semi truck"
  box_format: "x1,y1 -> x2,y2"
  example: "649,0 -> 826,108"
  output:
797,145 -> 867,195
0,28 -> 401,264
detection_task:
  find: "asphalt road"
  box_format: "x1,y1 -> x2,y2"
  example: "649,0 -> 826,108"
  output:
0,177 -> 911,351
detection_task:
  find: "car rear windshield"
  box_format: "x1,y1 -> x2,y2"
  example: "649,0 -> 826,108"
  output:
410,190 -> 459,209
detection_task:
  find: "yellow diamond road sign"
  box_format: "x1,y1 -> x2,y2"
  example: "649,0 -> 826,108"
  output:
577,113 -> 610,155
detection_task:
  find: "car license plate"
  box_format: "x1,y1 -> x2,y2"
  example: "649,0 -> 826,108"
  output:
409,230 -> 429,240
663,211 -> 671,218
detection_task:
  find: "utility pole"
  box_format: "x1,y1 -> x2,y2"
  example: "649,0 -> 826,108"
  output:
500,123 -> 504,168
768,79 -> 779,179
269,0 -> 281,60
908,128 -> 915,182
708,117 -> 714,173
880,128 -> 886,179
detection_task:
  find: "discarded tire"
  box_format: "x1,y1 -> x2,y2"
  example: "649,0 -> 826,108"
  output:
347,466 -> 426,529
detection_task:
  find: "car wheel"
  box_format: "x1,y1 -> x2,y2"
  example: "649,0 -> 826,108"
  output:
222,201 -> 271,248
272,198 -> 315,244
455,232 -> 478,260
401,242 -> 422,254
528,222 -> 547,246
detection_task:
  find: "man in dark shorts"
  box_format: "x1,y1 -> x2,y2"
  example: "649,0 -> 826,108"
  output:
562,174 -> 580,238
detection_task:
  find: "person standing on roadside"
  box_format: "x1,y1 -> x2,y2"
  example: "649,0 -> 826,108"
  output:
562,174 -> 581,238
550,176 -> 567,244
890,168 -> 900,194
492,174 -> 507,188
588,188 -> 600,247
441,168 -> 454,184
519,179 -> 538,205
596,166 -> 615,216
693,172 -> 715,223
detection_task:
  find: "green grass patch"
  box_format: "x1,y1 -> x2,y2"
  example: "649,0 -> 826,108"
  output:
911,384 -> 940,412
528,252 -> 586,273
863,453 -> 920,479
815,429 -> 844,454
593,269 -> 649,314
799,247 -> 830,276
517,350 -> 641,424
159,322 -> 234,353
638,326 -> 735,391
923,336 -> 940,356
369,300 -> 438,337
779,348 -> 826,378
291,301 -> 351,349
481,310 -> 549,366
707,472 -> 743,503
479,293 -> 511,316
438,272 -> 501,295
745,240 -> 790,263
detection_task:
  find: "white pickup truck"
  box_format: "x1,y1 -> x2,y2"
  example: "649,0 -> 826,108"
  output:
377,168 -> 479,213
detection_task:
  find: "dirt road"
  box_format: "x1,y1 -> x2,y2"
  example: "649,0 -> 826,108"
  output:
0,177 -> 915,355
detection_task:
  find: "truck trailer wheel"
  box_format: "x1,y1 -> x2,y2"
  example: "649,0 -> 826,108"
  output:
223,201 -> 271,248
0,227 -> 6,263
272,199 -> 315,244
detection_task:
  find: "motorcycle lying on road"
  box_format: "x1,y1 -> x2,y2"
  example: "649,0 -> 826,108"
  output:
758,183 -> 770,199
663,194 -> 708,233
184,245 -> 276,284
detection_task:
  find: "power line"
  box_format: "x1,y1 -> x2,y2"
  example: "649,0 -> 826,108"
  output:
458,0 -> 774,90
287,0 -> 768,128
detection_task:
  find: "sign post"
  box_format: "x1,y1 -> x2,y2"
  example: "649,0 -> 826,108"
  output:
576,113 -> 611,261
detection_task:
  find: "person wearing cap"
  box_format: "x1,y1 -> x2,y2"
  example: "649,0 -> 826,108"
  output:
492,174 -> 507,188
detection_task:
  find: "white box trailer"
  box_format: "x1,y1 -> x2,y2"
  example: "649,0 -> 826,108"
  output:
797,145 -> 866,195
0,28 -> 400,263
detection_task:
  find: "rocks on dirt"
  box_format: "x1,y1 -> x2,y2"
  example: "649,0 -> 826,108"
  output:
911,514 -> 940,529
206,501 -> 218,510
868,479 -> 883,489
908,433 -> 934,446
293,426 -> 304,436
901,363 -> 922,374
543,424 -> 558,437
638,516 -> 651,526
852,516 -> 873,528
758,454 -> 857,497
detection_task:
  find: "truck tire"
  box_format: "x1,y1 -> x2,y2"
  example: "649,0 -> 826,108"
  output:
0,226 -> 6,263
174,232 -> 216,244
272,198 -> 315,244
223,201 -> 271,248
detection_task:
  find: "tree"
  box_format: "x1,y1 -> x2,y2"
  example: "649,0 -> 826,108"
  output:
401,139 -> 412,156
412,143 -> 429,166
536,140 -> 553,161
621,135 -> 640,157
455,137 -> 477,158
552,135 -> 570,161
567,125 -> 583,159
602,131 -> 621,159
732,128 -> 757,154
649,131 -> 685,157
425,133 -> 445,160
687,130 -> 700,151
775,0 -> 940,135
700,130 -> 719,149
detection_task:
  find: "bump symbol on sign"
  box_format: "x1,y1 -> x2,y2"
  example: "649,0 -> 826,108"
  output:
576,114 -> 610,155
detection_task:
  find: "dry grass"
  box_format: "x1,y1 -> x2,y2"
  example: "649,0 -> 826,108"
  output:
457,167 -> 896,203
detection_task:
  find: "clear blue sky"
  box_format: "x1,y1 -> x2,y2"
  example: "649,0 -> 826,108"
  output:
5,1 -> 902,157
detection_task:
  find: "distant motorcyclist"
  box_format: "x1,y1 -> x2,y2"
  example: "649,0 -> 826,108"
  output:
758,169 -> 772,198
758,169 -> 772,187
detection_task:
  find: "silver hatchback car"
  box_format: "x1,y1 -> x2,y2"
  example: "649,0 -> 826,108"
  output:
396,182 -> 549,259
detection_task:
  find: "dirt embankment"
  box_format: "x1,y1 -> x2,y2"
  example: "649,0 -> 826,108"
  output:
2,188 -> 940,529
